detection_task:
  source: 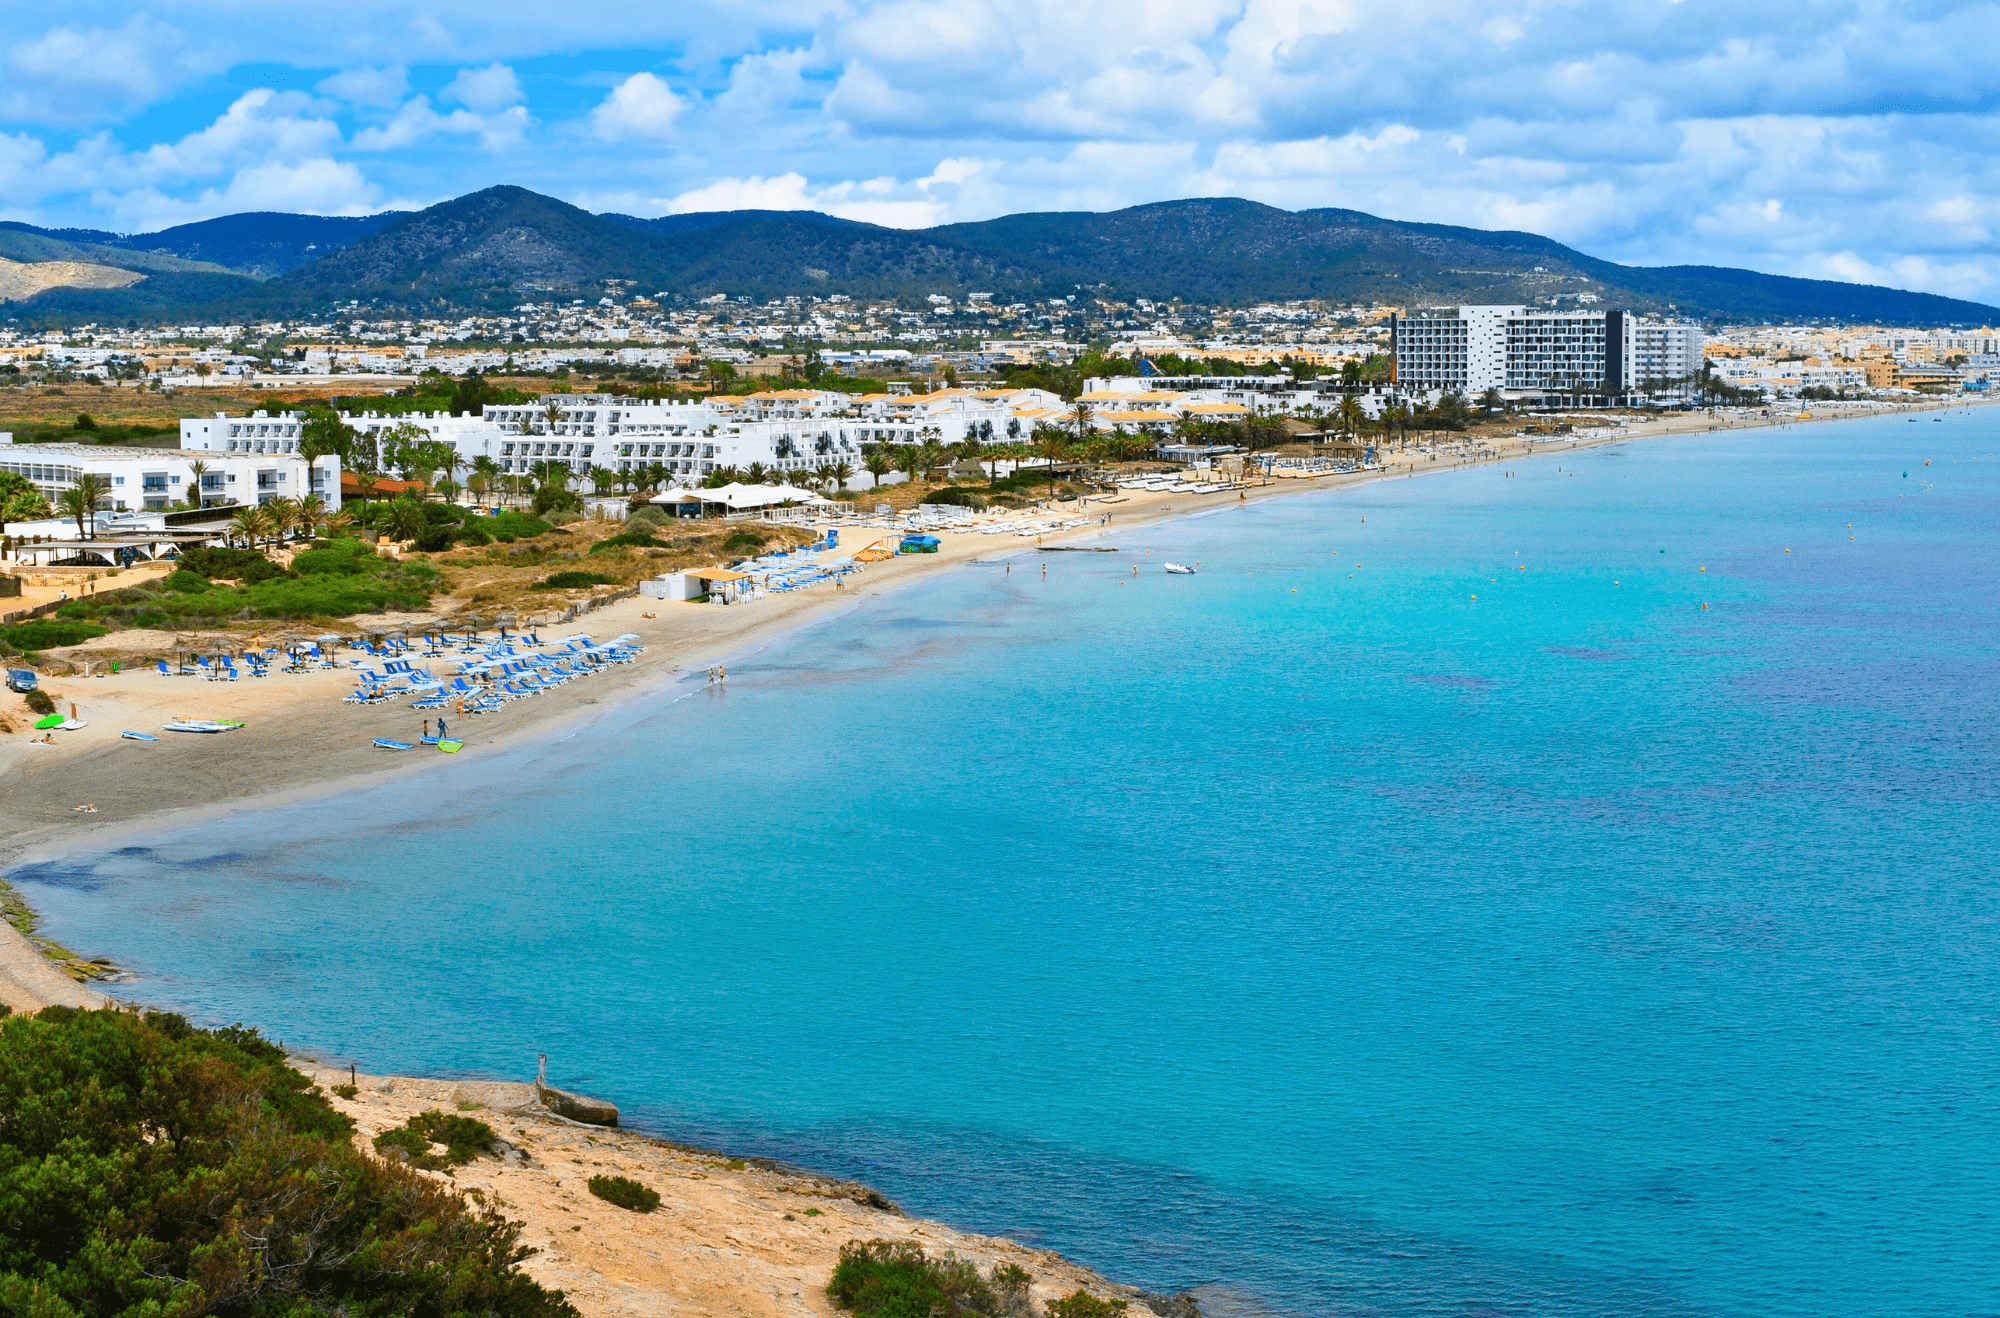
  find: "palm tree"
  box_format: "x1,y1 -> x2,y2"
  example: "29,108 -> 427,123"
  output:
863,449 -> 894,489
587,465 -> 619,497
823,460 -> 853,495
187,459 -> 211,509
1067,400 -> 1095,444
471,456 -> 500,507
1035,426 -> 1069,499
465,472 -> 489,507
264,496 -> 300,546
896,446 -> 923,487
744,461 -> 769,485
353,471 -> 380,504
918,436 -> 946,481
1338,394 -> 1365,443
228,506 -> 266,550
433,444 -> 467,501
540,400 -> 564,436
58,473 -> 113,540
296,494 -> 328,537
383,496 -> 427,543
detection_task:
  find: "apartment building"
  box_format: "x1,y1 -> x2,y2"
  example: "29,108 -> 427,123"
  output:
0,442 -> 338,521
1391,306 -> 1703,399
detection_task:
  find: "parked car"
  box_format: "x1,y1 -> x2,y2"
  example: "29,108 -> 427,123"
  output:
5,668 -> 37,693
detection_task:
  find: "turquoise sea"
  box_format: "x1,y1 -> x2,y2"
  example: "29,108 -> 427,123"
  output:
14,410 -> 2000,1317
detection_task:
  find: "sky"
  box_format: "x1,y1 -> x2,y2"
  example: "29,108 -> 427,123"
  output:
2,1 -> 1998,302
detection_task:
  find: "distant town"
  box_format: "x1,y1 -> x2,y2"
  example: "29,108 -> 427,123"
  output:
2,292 -> 1993,405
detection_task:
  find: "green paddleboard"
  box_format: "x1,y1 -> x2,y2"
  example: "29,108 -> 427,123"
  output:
437,739 -> 464,753
33,714 -> 63,730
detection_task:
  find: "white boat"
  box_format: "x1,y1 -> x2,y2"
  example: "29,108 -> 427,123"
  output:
1164,562 -> 1197,575
162,719 -> 245,734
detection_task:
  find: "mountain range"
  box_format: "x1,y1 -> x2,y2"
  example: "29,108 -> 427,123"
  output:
4,185 -> 1994,327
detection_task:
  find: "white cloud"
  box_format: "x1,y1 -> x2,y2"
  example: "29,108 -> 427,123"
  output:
441,63 -> 525,113
317,65 -> 411,108
104,158 -> 383,232
0,0 -> 1998,301
2,16 -> 195,124
656,171 -> 947,227
352,98 -> 531,153
590,73 -> 685,142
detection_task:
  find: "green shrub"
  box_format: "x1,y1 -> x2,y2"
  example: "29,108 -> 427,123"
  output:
1045,1293 -> 1128,1318
587,1174 -> 661,1213
533,486 -> 583,516
332,1083 -> 358,1099
588,531 -> 664,554
421,503 -> 463,526
179,546 -> 284,583
455,522 -> 494,546
1,619 -> 109,649
534,570 -> 617,590
413,525 -> 454,553
827,1240 -> 1026,1318
23,689 -> 56,716
370,1109 -> 495,1170
291,539 -> 375,576
924,487 -> 986,509
722,531 -> 768,554
485,511 -> 553,539
0,1007 -> 573,1317
161,569 -> 214,593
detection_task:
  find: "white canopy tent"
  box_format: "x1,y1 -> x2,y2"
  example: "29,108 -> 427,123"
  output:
655,483 -> 834,511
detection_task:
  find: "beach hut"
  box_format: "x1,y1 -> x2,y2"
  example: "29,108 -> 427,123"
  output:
647,487 -> 707,518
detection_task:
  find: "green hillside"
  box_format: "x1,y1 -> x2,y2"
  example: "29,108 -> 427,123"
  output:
8,188 -> 1995,326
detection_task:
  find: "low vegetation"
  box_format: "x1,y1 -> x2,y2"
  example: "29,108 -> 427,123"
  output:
42,537 -> 437,629
372,1108 -> 499,1170
0,1005 -> 575,1317
534,569 -> 619,590
828,1240 -> 1039,1318
586,1174 -> 661,1213
0,619 -> 108,652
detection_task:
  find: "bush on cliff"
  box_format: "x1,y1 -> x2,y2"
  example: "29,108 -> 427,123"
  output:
0,1006 -> 576,1318
587,1174 -> 661,1213
372,1109 -> 498,1169
828,1239 -> 1034,1318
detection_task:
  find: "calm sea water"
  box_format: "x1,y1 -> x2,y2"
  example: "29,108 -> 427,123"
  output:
15,410 -> 2000,1317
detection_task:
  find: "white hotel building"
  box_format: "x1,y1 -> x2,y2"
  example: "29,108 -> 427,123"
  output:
0,439 -> 338,523
1392,306 -> 1704,400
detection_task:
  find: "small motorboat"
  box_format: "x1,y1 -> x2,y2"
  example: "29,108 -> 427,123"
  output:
372,738 -> 415,751
1163,562 -> 1197,575
120,730 -> 160,742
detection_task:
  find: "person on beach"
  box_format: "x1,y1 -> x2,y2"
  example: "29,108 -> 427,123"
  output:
718,666 -> 726,685
424,720 -> 431,740
437,716 -> 448,741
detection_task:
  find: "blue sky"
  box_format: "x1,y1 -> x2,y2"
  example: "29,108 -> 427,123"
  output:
3,0 -> 1998,302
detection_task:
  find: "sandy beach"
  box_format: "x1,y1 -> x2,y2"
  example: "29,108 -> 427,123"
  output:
0,393 -> 1984,1314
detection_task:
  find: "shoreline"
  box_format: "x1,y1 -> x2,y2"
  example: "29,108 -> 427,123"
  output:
7,396 -> 1978,889
0,393 -> 1985,1314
